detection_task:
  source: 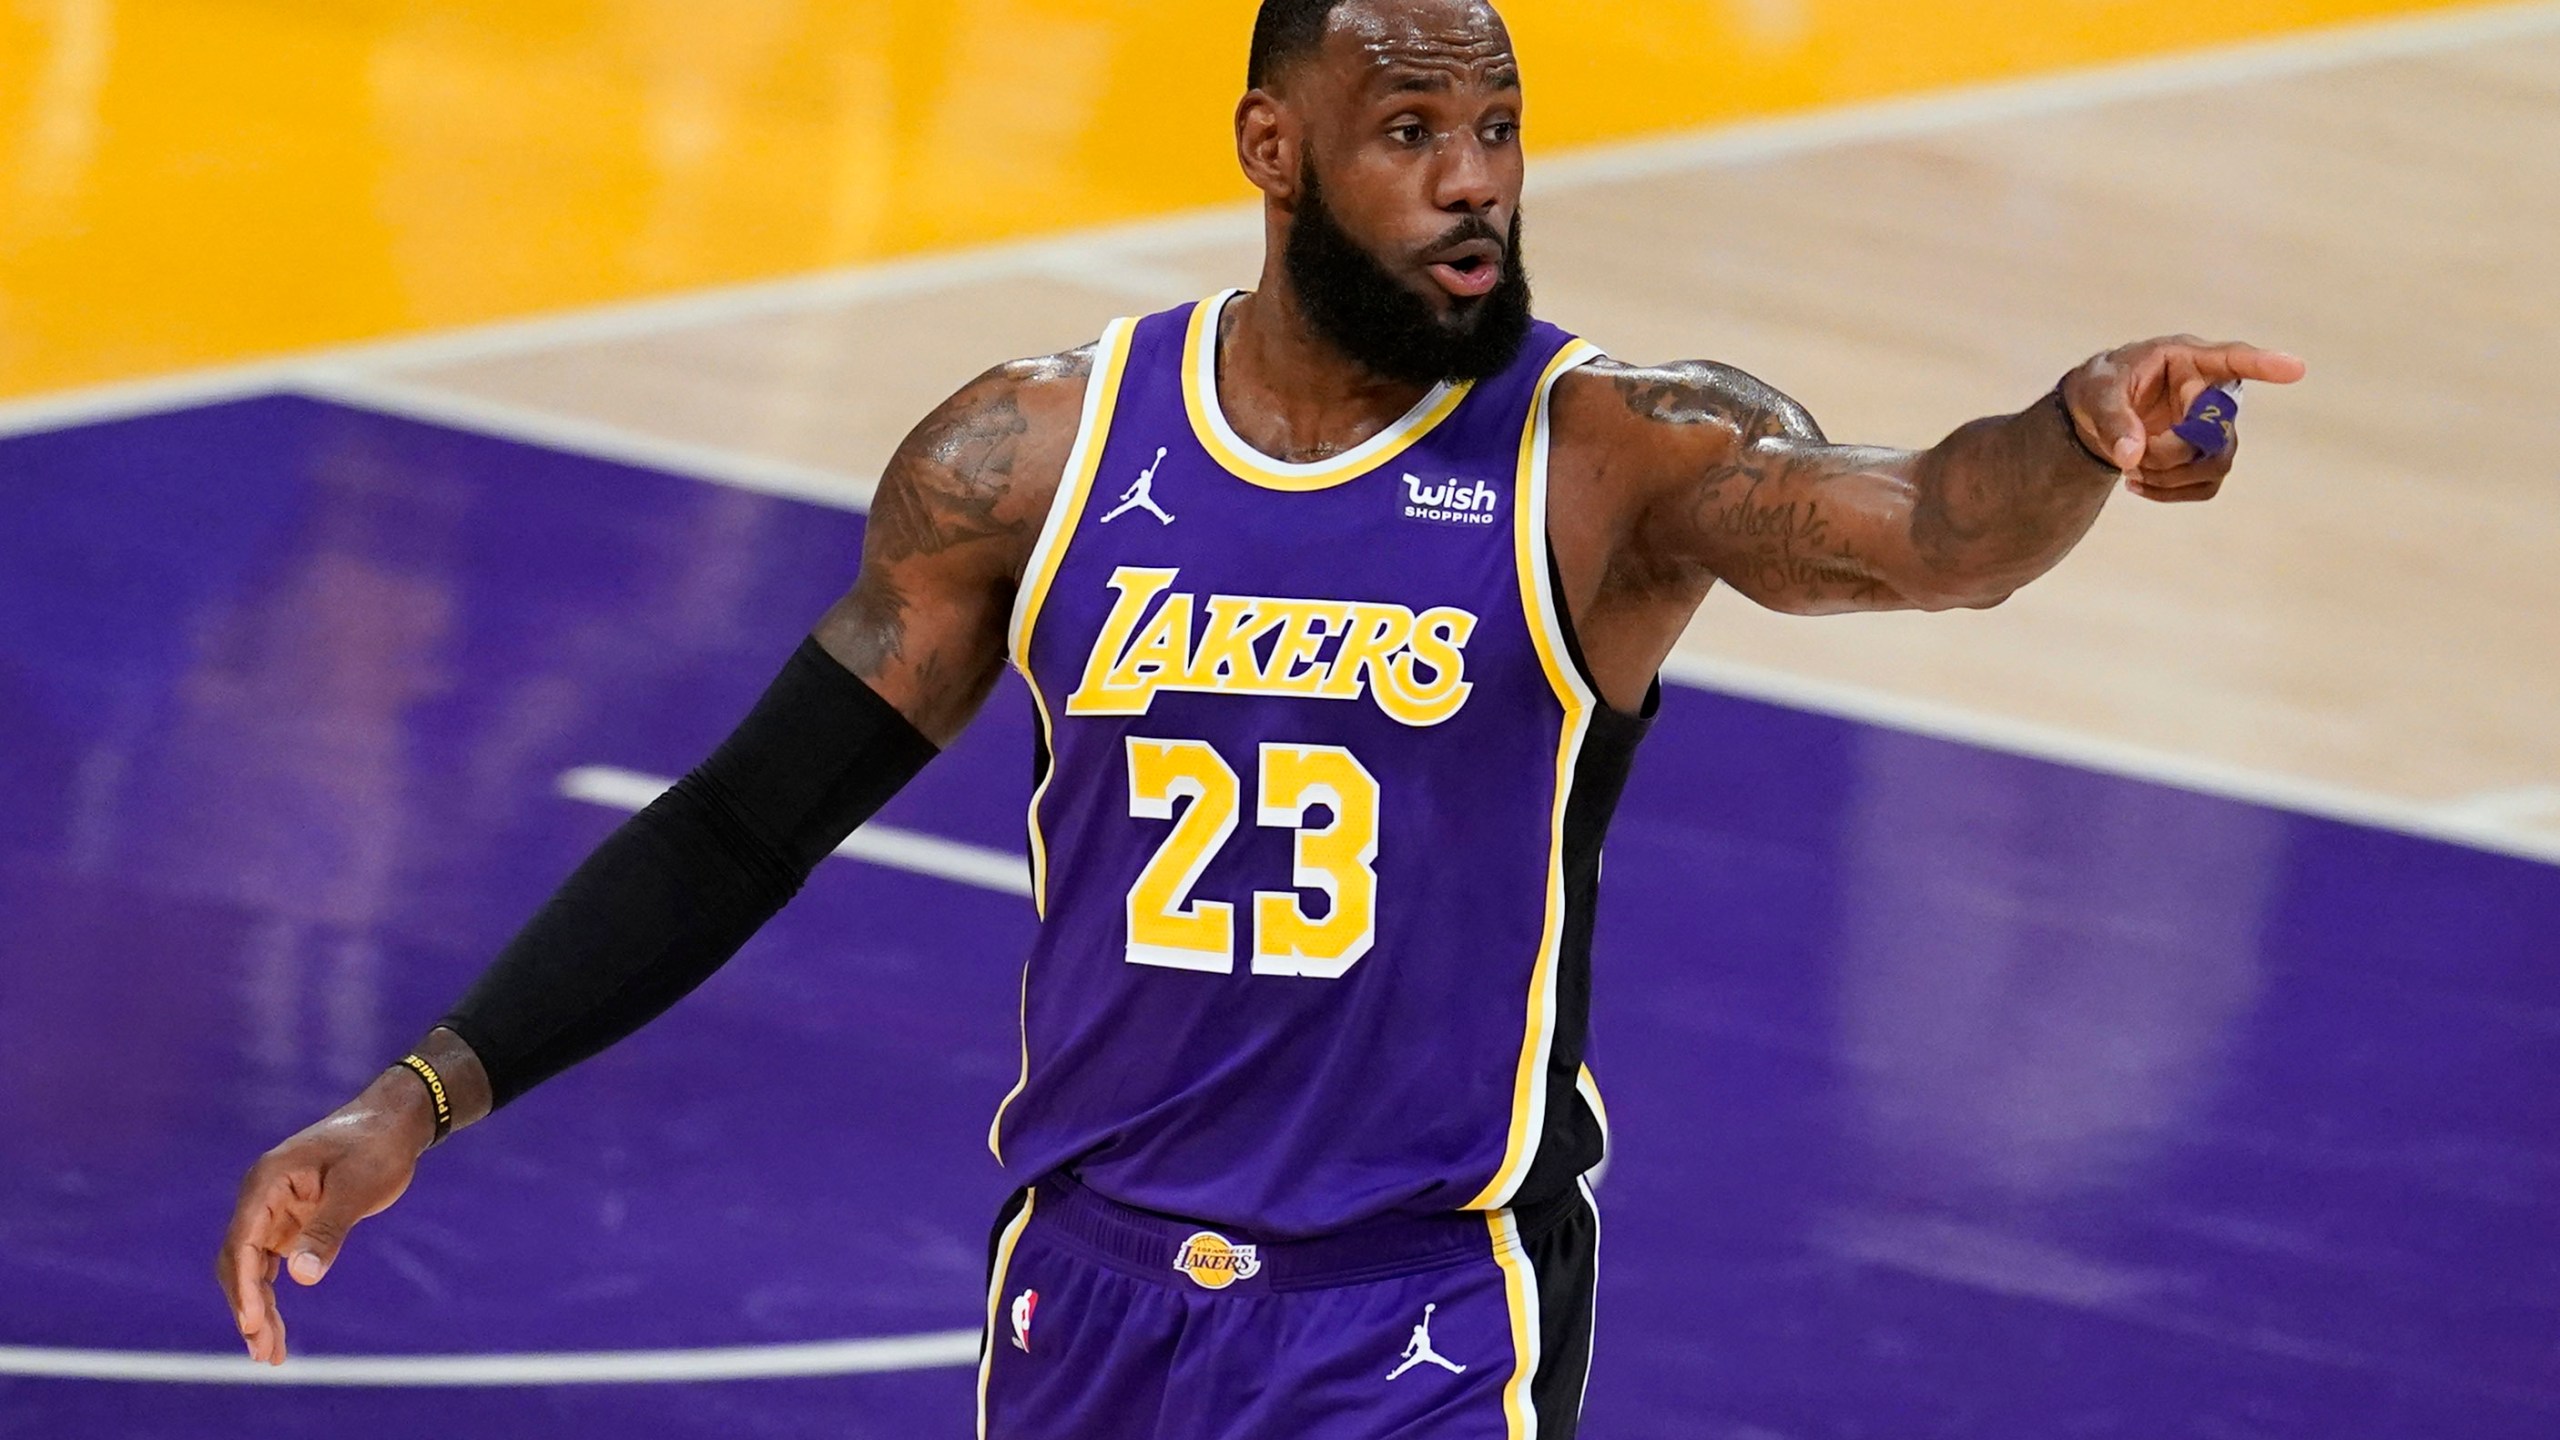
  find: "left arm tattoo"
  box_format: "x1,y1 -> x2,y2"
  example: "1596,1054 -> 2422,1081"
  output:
1599,359 -> 2117,615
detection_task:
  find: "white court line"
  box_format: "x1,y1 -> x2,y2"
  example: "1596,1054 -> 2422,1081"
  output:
0,205 -> 1256,442
1658,654 -> 2560,867
0,1332 -> 982,1387
0,778 -> 1022,1392
296,369 -> 880,513
2437,786 -> 2560,827
0,362 -> 315,440
558,766 -> 1035,898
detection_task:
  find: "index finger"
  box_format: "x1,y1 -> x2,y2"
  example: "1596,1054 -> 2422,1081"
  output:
2190,342 -> 2306,386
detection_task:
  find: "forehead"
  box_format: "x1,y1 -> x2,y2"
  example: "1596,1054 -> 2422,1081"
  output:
1317,0 -> 1518,96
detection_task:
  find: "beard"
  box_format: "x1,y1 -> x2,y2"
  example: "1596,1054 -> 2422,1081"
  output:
1283,158 -> 1533,386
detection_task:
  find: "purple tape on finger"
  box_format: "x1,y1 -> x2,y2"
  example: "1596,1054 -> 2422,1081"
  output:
2173,385 -> 2240,459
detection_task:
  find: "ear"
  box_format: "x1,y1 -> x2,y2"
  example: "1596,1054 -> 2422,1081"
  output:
1235,89 -> 1301,203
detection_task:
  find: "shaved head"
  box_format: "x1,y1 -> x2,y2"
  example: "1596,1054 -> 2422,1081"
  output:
1252,0 -> 1516,94
1248,0 -> 1351,90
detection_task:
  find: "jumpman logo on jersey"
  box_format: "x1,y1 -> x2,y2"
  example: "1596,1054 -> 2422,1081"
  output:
1385,1303 -> 1467,1380
1102,448 -> 1176,525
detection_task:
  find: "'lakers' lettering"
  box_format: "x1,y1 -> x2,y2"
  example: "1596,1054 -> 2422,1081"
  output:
1173,1231 -> 1263,1290
1068,566 -> 1475,726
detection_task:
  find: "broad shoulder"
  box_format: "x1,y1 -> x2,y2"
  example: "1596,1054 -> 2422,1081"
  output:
1537,356 -> 1830,707
1553,355 -> 1826,452
900,344 -> 1099,486
866,343 -> 1098,573
1548,356 -> 1829,532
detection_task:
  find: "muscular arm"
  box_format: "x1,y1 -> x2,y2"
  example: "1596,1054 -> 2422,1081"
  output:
218,347 -> 1092,1364
1567,337 -> 2303,618
817,347 -> 1094,737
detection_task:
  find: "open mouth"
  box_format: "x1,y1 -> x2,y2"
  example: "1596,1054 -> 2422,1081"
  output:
1425,240 -> 1504,299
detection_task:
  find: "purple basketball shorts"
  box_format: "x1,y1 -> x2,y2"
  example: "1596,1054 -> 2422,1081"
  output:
976,1172 -> 1600,1439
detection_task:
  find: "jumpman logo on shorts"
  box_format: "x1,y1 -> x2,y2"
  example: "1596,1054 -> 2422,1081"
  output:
1102,448 -> 1176,525
1385,1303 -> 1467,1380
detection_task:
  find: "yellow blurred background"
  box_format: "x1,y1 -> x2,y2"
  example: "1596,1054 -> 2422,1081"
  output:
0,0 -> 2468,398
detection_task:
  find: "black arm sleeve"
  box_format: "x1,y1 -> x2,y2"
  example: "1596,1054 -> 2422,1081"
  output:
440,637 -> 938,1107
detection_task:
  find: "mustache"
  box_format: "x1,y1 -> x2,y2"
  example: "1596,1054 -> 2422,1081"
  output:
1420,214 -> 1508,259
1286,154 -> 1533,385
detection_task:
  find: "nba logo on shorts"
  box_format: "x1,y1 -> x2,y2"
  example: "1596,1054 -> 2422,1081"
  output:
1010,1289 -> 1038,1353
1172,1231 -> 1262,1290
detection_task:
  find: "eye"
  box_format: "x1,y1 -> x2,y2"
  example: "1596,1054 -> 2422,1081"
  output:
1389,122 -> 1429,146
1482,121 -> 1518,145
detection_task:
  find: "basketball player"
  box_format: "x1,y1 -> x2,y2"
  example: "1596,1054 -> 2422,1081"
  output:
218,0 -> 2304,1433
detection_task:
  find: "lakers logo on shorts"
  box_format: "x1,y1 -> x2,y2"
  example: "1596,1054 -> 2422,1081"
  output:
1172,1231 -> 1262,1290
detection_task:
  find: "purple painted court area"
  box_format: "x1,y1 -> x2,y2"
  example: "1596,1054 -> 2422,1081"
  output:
2,395 -> 2555,1439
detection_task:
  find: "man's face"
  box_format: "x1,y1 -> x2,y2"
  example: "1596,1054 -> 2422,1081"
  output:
1274,0 -> 1531,382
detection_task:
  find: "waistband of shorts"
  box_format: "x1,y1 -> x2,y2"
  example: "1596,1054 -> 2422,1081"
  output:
1026,1171 -> 1579,1293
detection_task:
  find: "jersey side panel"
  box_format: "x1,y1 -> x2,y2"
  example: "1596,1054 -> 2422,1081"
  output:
1469,340 -> 1607,1211
989,316 -> 1138,1161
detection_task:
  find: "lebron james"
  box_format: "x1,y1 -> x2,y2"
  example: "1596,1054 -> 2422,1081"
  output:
220,1 -> 2304,1434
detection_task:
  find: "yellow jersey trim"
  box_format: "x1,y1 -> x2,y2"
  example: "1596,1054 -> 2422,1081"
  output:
1467,339 -> 1605,1212
1179,290 -> 1473,492
975,1189 -> 1038,1438
989,316 -> 1137,1162
1489,1207 -> 1544,1439
1008,316 -> 1139,683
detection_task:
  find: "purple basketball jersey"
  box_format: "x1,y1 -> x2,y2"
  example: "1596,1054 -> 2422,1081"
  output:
992,293 -> 1649,1237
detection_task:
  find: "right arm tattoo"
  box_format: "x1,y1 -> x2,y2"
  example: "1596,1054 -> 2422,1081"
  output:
817,347 -> 1093,743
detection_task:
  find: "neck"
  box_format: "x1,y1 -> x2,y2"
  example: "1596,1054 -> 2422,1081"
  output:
1214,250 -> 1436,466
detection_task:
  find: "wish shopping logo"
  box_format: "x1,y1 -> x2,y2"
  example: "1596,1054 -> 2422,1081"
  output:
1401,473 -> 1500,527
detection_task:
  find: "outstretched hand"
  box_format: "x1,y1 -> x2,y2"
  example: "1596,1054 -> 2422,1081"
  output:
216,1072 -> 434,1365
2061,336 -> 2307,503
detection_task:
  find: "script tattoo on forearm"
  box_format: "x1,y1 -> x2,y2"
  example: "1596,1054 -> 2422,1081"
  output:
1692,477 -> 1893,606
1614,358 -> 2121,612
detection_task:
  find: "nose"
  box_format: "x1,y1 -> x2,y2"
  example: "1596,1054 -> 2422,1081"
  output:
1431,133 -> 1503,219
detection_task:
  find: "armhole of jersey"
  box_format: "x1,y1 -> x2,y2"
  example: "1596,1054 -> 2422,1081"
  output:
1470,338 -> 1609,1215
1525,346 -> 1664,725
1512,340 -> 1606,716
1008,315 -> 1139,670
994,319 -> 1135,1151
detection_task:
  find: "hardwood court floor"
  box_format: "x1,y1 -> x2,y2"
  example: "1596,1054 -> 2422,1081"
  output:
360,16 -> 2560,848
0,0 -> 2467,396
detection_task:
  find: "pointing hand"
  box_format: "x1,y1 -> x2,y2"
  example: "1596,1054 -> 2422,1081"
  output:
2060,336 -> 2307,503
